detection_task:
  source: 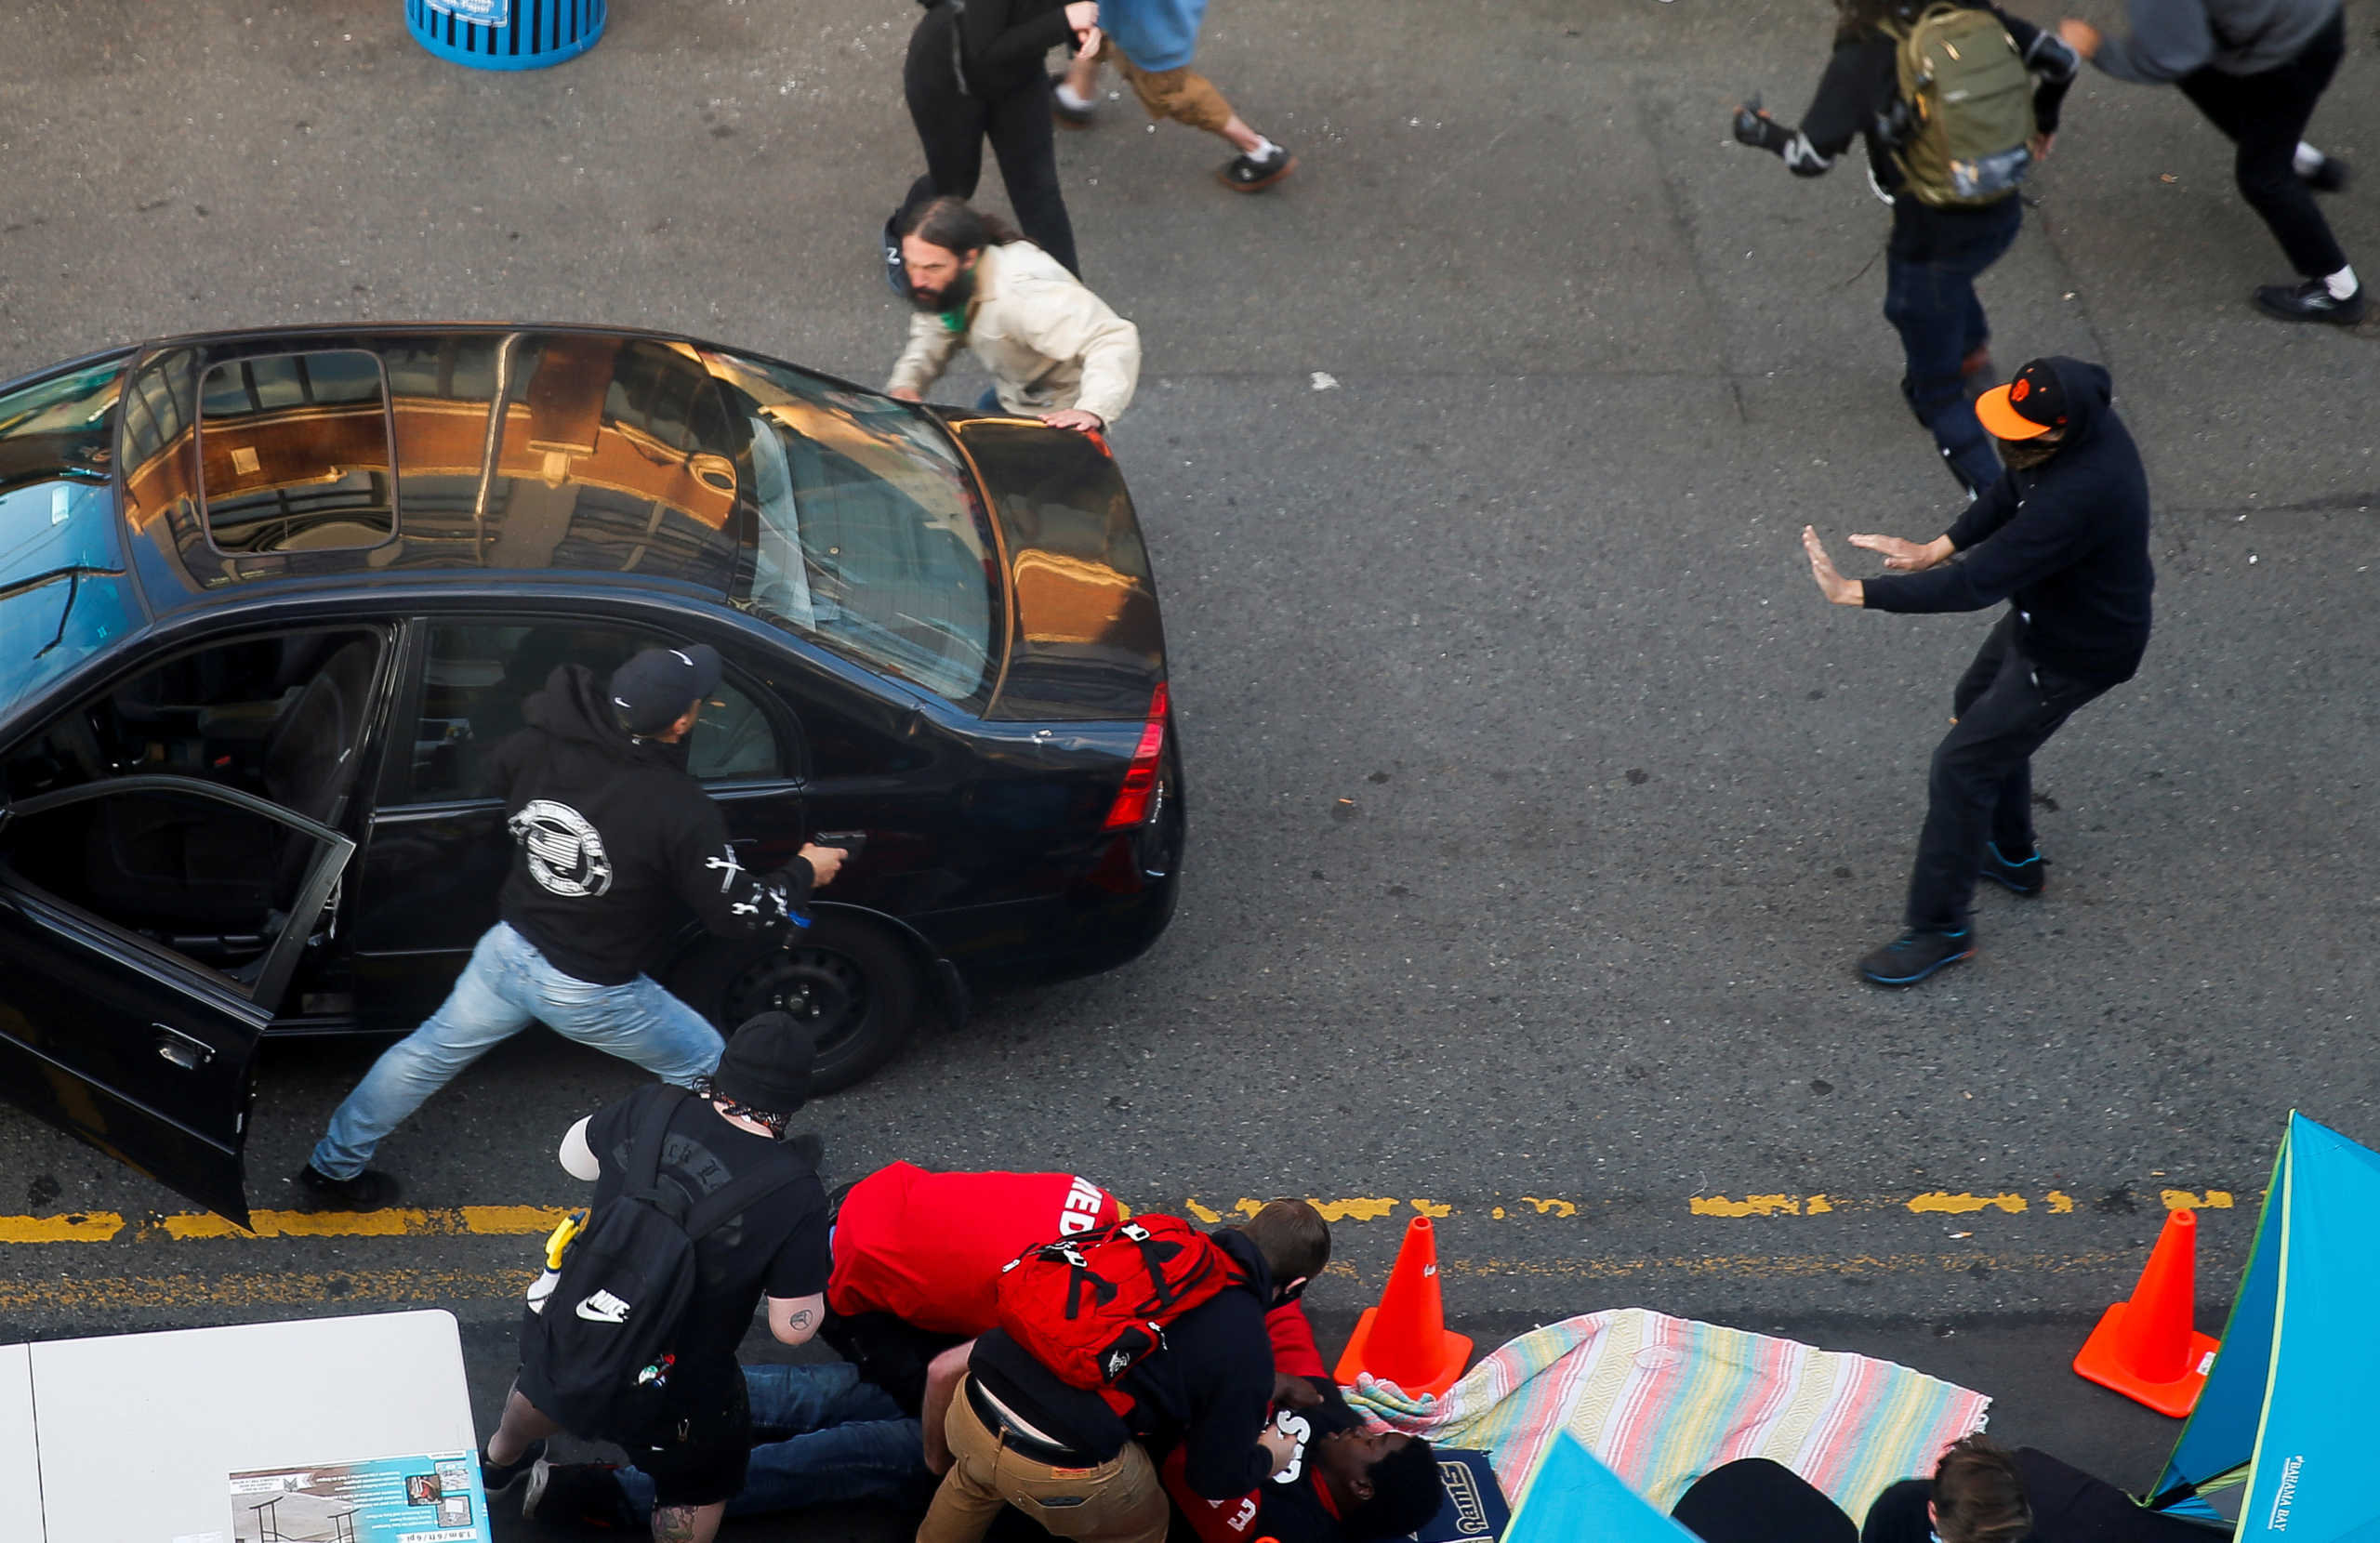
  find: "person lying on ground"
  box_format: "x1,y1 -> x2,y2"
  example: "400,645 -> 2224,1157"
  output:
1866,1436 -> 2233,1543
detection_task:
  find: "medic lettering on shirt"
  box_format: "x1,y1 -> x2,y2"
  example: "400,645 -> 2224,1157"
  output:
1058,1176 -> 1105,1234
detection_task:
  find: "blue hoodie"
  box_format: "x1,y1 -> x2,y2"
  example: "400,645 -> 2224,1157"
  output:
1863,358 -> 2155,686
1104,0 -> 1209,73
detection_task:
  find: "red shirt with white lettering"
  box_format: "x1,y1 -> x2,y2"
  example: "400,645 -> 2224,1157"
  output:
1164,1304 -> 1348,1543
826,1162 -> 1117,1334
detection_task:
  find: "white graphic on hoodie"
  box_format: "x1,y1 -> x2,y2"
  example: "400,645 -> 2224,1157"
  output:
509,799 -> 615,898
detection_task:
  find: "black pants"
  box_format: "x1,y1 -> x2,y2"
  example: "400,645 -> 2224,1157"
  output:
2177,8 -> 2349,280
1905,614 -> 2112,931
903,15 -> 1080,277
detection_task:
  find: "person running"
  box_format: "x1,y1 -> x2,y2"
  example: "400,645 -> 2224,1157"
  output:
887,196 -> 1141,433
2056,0 -> 2361,325
904,0 -> 1099,278
1733,1 -> 2079,499
1051,0 -> 1295,191
1799,357 -> 2154,986
298,645 -> 844,1208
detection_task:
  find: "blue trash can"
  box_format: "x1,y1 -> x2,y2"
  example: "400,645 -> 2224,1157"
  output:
404,0 -> 606,71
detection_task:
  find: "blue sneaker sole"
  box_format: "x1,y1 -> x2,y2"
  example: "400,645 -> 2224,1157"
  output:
1860,944 -> 1975,986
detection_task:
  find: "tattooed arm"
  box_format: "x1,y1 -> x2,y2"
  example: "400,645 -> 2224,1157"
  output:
766,1291 -> 826,1347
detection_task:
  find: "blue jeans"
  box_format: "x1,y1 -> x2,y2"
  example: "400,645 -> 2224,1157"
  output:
616,1363 -> 930,1520
311,922 -> 723,1180
1883,195 -> 2022,496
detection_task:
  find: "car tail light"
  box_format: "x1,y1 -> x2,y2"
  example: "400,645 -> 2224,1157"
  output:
1102,683 -> 1169,830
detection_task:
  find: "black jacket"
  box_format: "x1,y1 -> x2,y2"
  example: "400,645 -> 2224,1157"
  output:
1785,5 -> 2076,193
971,1229 -> 1279,1499
490,665 -> 811,985
1864,357 -> 2155,687
1863,1449 -> 2224,1543
909,0 -> 1076,99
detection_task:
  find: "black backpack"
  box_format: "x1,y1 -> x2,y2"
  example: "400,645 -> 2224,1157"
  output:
520,1088 -> 803,1435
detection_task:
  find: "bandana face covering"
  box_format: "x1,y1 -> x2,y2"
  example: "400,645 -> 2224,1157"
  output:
1998,435 -> 2060,471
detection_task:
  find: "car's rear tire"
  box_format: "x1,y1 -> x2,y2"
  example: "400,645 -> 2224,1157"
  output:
673,914 -> 920,1094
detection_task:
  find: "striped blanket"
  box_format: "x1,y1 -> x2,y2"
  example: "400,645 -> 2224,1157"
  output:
1343,1309 -> 1990,1524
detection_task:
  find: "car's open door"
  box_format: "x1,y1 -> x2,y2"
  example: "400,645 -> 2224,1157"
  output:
0,776 -> 354,1225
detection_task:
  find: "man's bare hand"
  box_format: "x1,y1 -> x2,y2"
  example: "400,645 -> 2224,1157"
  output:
799,843 -> 848,887
2030,131 -> 2056,163
1041,408 -> 1104,431
1847,533 -> 1952,572
1272,1372 -> 1324,1411
1259,1423 -> 1301,1475
1802,526 -> 1864,607
2056,18 -> 2100,58
888,385 -> 924,403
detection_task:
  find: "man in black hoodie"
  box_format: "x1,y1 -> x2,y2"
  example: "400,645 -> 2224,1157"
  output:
299,644 -> 847,1207
1801,357 -> 2154,985
915,1200 -> 1330,1543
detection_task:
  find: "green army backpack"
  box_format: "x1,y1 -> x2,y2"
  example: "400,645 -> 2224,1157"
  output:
1889,3 -> 2035,208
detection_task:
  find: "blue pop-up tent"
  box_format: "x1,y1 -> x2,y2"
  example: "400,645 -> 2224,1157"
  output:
2144,1113 -> 2380,1540
1506,1434 -> 1702,1543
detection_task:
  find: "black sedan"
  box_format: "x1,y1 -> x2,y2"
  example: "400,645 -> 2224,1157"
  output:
0,325 -> 1183,1221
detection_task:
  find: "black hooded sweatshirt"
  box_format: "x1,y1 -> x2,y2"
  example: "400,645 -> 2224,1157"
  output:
487,664 -> 811,985
1863,357 -> 2154,687
970,1228 -> 1279,1500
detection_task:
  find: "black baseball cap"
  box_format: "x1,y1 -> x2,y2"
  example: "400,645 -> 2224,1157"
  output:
609,644 -> 722,735
1976,360 -> 2069,441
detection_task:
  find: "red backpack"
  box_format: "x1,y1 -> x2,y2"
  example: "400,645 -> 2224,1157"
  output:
994,1216 -> 1247,1404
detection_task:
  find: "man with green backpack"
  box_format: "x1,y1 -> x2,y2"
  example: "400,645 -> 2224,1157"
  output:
1732,1 -> 2081,500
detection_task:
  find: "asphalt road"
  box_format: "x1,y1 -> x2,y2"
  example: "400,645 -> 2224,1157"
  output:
2,0 -> 2376,1532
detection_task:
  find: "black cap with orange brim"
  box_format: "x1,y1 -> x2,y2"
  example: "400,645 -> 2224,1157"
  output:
1975,359 -> 2069,441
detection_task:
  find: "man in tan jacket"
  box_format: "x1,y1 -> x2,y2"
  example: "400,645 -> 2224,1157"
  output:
887,197 -> 1140,432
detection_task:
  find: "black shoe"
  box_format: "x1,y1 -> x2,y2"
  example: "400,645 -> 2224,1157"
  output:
1857,928 -> 1974,986
1219,145 -> 1297,192
2300,154 -> 2349,193
522,1459 -> 638,1529
482,1439 -> 547,1497
1980,841 -> 2046,897
1050,75 -> 1095,127
2253,279 -> 2366,326
292,1162 -> 400,1210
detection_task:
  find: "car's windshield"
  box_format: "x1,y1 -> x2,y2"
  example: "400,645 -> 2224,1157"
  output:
0,358 -> 139,722
704,349 -> 1000,704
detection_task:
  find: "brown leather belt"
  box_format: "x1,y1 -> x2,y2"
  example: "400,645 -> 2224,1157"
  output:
965,1376 -> 1093,1467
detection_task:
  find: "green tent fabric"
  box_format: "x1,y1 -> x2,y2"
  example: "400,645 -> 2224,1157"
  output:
1506,1433 -> 1703,1543
2148,1112 -> 2380,1538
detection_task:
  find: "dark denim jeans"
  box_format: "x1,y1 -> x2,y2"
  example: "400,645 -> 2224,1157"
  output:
1884,194 -> 2023,497
615,1363 -> 930,1521
1905,613 -> 2111,931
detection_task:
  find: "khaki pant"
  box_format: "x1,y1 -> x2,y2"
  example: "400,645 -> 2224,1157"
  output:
916,1379 -> 1169,1543
1096,35 -> 1236,137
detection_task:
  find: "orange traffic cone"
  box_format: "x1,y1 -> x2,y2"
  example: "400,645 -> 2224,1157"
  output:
2072,1207 -> 2220,1417
1333,1215 -> 1474,1396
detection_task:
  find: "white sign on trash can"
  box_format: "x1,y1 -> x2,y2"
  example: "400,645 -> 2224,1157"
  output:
424,0 -> 511,25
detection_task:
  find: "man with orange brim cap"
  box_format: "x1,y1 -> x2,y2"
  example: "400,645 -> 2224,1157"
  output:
1798,357 -> 2156,986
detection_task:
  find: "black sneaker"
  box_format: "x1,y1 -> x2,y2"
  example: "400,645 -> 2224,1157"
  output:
1219,145 -> 1297,192
481,1439 -> 546,1498
522,1459 -> 638,1529
1980,841 -> 2046,897
292,1162 -> 400,1210
2300,154 -> 2349,193
1050,75 -> 1095,128
2253,279 -> 2366,326
1857,929 -> 1975,986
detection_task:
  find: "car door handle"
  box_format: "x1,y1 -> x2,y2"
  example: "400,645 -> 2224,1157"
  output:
152,1022 -> 216,1071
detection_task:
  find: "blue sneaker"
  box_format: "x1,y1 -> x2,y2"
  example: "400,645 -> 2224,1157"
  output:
1981,842 -> 2045,896
1858,929 -> 1974,986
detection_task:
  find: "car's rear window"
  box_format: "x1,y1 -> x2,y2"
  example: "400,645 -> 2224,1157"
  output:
0,357 -> 139,721
705,349 -> 999,705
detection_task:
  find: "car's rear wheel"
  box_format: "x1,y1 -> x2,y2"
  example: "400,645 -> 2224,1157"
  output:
674,915 -> 919,1094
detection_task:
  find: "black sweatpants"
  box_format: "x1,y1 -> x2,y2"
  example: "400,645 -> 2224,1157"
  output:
903,17 -> 1080,277
1905,613 -> 2112,931
2176,8 -> 2349,280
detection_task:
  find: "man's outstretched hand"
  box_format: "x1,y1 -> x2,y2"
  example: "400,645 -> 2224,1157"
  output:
1802,526 -> 1863,607
1847,532 -> 1954,572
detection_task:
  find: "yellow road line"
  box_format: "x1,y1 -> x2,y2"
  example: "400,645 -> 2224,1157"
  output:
0,1189 -> 2242,1245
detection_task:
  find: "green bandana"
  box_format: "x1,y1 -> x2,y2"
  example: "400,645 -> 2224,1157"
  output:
938,310 -> 967,335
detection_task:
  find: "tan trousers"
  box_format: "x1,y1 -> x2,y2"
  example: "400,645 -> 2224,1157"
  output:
916,1379 -> 1169,1543
1094,35 -> 1236,137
